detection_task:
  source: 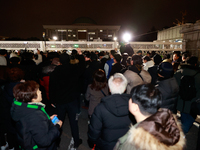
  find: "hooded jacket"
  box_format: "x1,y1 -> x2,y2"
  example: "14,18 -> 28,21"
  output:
156,77 -> 179,113
114,108 -> 185,150
11,101 -> 60,150
88,94 -> 132,150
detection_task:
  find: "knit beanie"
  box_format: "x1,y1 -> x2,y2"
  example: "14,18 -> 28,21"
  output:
157,62 -> 173,79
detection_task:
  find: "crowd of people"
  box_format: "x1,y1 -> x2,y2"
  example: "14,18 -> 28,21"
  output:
0,46 -> 199,150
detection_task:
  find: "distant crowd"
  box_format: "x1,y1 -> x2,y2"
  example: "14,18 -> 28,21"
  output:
0,45 -> 200,150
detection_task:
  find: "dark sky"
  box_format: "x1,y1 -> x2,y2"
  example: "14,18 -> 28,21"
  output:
0,0 -> 199,40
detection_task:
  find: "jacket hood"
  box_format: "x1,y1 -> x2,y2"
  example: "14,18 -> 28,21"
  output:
11,101 -> 48,122
101,94 -> 130,117
123,108 -> 185,150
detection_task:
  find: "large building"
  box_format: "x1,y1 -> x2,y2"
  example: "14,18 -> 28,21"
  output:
43,17 -> 120,42
156,25 -> 185,42
180,20 -> 200,57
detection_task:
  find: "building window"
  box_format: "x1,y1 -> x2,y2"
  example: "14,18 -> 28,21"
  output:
88,32 -> 95,35
68,35 -> 71,37
100,30 -> 103,32
108,35 -> 112,37
58,30 -> 67,32
73,35 -> 76,37
68,30 -> 72,32
78,30 -> 87,32
90,37 -> 93,40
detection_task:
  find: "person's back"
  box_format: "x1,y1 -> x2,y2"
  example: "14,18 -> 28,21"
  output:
85,69 -> 109,116
114,84 -> 185,150
104,50 -> 116,79
156,62 -> 179,113
88,73 -> 132,150
124,55 -> 151,94
110,54 -> 126,76
49,52 -> 84,149
174,56 -> 200,134
49,53 -> 84,105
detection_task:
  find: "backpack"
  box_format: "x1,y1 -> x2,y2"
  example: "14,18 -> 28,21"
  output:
179,71 -> 199,101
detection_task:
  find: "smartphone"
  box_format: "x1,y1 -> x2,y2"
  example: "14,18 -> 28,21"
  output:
52,116 -> 60,125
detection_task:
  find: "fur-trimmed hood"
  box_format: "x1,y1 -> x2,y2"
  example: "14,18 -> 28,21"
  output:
114,108 -> 186,150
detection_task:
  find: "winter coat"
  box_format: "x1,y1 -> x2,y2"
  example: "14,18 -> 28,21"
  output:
40,76 -> 50,100
148,65 -> 158,85
124,69 -> 151,94
2,82 -> 20,134
83,60 -> 101,93
143,60 -> 154,71
49,55 -> 84,105
85,84 -> 109,116
174,65 -> 200,113
114,108 -> 185,150
104,58 -> 114,79
110,63 -> 127,77
156,77 -> 179,113
11,101 -> 60,150
88,94 -> 132,150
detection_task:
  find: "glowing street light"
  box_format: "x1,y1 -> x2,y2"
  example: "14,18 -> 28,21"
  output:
113,37 -> 117,41
123,33 -> 131,42
53,36 -> 57,41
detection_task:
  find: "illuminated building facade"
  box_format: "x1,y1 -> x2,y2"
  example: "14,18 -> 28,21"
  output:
43,17 -> 120,41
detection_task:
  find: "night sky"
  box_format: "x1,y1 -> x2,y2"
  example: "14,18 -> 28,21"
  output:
0,0 -> 199,41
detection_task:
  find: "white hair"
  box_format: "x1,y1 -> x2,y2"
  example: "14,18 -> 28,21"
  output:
108,73 -> 128,94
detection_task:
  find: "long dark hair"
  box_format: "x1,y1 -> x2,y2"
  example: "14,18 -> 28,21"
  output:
90,69 -> 107,91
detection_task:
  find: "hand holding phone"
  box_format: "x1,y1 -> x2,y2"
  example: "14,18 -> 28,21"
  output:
52,116 -> 60,125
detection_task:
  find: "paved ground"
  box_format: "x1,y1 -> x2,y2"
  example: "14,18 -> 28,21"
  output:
58,101 -> 199,150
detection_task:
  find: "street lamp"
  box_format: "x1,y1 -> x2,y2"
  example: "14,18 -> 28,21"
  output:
123,33 -> 131,42
113,37 -> 117,41
53,36 -> 57,41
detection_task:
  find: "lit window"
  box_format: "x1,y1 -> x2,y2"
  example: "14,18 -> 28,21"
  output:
108,35 -> 112,37
88,32 -> 95,35
68,35 -> 71,37
90,37 -> 93,40
58,30 -> 67,32
68,30 -> 72,32
78,30 -> 87,32
100,30 -> 103,32
73,35 -> 76,37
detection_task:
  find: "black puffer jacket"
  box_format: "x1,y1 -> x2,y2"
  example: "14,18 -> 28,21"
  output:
11,101 -> 60,150
110,63 -> 127,77
156,77 -> 179,113
49,55 -> 84,104
88,94 -> 132,150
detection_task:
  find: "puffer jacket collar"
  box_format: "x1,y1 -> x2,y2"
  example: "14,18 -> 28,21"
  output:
124,108 -> 185,150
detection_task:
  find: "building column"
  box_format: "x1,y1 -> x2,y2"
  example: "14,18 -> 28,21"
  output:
107,29 -> 108,40
96,29 -> 98,39
49,30 -> 52,40
66,29 -> 68,41
86,29 -> 89,41
56,29 -> 58,40
46,29 -> 49,38
76,29 -> 78,41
